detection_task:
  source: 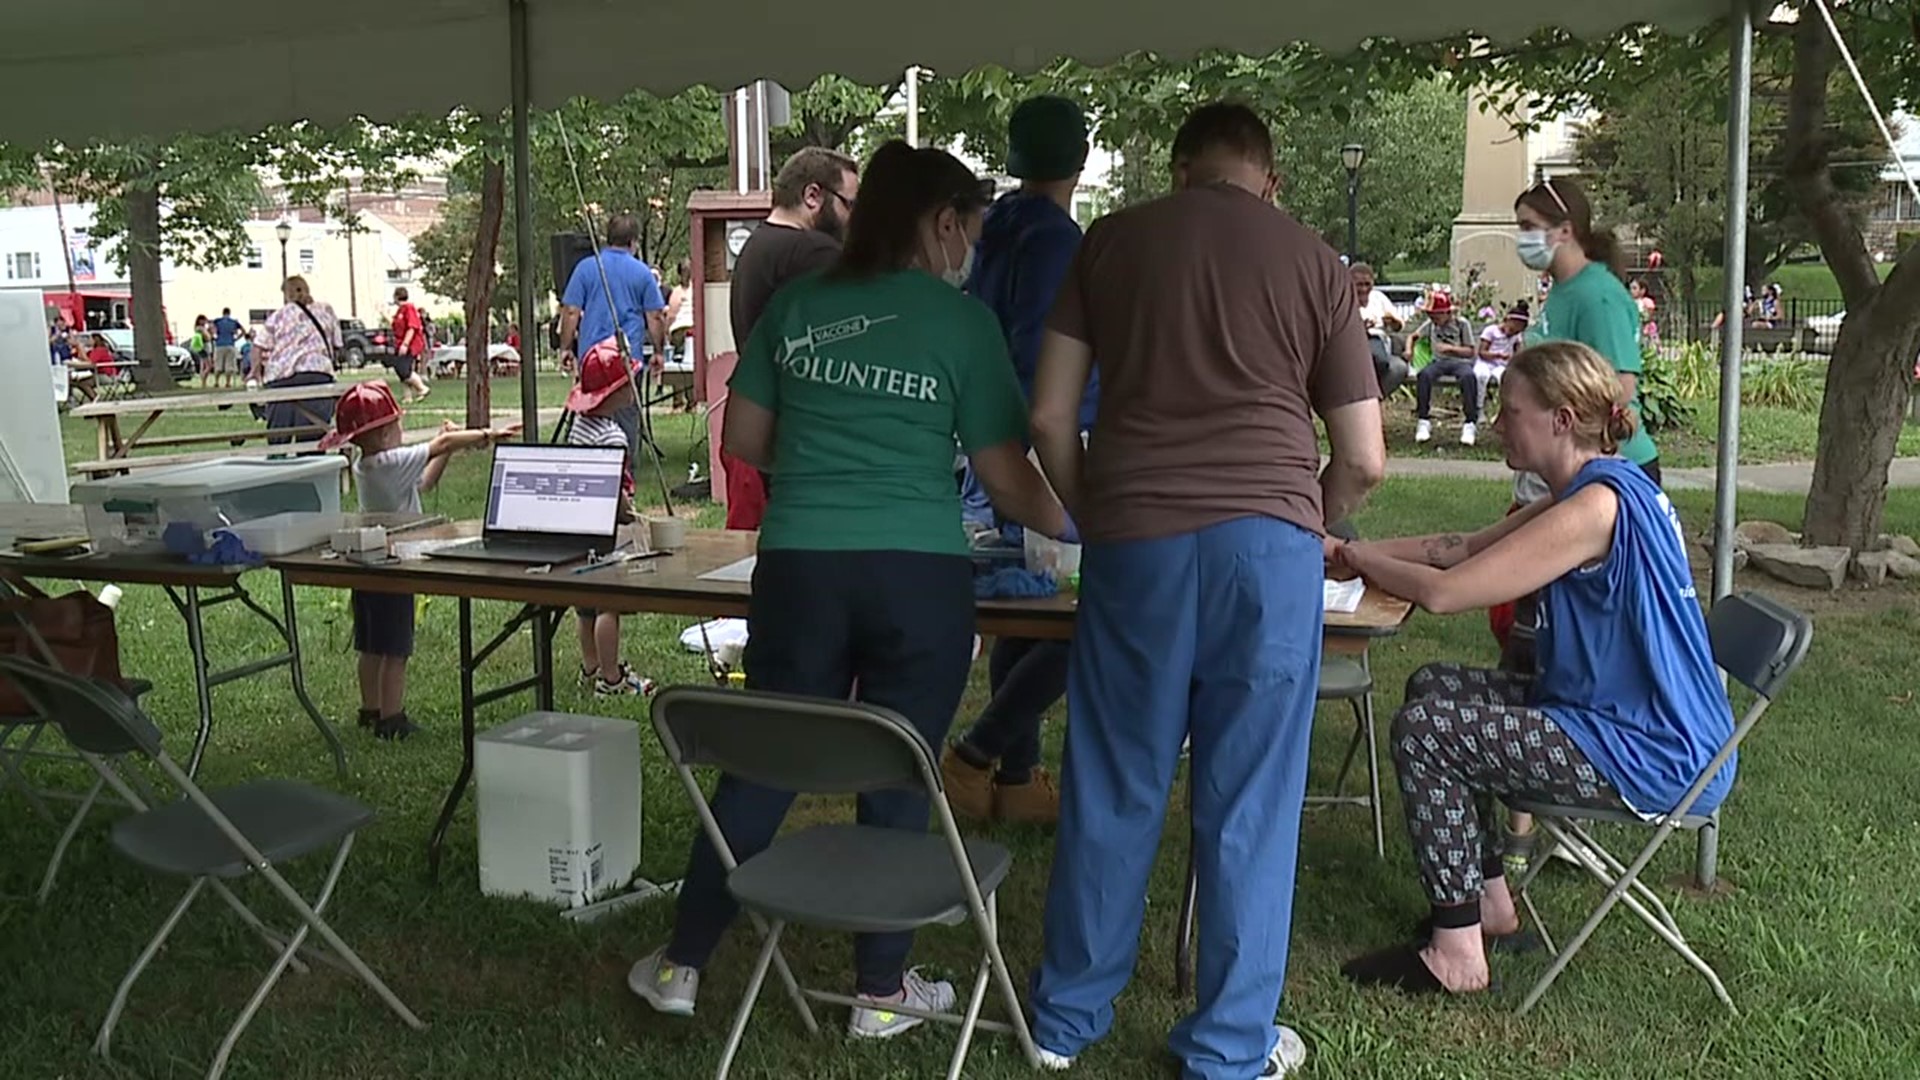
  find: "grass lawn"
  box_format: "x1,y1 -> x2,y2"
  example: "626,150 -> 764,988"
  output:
5,422 -> 1919,1080
1351,388 -> 1920,471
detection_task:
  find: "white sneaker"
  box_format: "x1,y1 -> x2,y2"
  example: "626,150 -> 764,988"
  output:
1261,1026 -> 1309,1077
847,968 -> 956,1039
1460,422 -> 1478,446
628,948 -> 699,1017
1415,419 -> 1433,443
593,663 -> 657,698
1037,1047 -> 1075,1070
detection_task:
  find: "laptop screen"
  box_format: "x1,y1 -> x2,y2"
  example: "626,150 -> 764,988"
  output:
483,444 -> 625,539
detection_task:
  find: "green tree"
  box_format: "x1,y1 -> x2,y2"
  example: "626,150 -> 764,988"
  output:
261,117 -> 455,320
44,136 -> 263,390
1435,3 -> 1920,551
921,57 -> 1463,262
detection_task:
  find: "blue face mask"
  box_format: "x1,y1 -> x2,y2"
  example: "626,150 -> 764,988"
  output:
1517,229 -> 1559,271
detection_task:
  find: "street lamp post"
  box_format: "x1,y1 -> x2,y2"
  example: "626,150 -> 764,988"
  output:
1341,143 -> 1366,264
275,219 -> 292,280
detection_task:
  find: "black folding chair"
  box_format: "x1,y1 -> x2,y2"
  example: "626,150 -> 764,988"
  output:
1512,592 -> 1814,1015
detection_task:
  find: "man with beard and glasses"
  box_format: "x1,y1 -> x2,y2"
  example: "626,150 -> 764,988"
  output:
723,146 -> 862,529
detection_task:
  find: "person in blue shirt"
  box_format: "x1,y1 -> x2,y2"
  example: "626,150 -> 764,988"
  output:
1332,340 -> 1733,999
558,213 -> 666,367
942,95 -> 1092,825
558,213 -> 666,493
211,307 -> 244,390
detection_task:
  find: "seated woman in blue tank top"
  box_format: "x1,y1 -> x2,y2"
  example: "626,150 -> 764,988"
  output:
1331,340 -> 1733,998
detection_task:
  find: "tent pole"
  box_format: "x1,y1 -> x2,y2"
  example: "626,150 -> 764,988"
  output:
1700,0 -> 1755,894
510,0 -> 540,440
1711,3 -> 1753,606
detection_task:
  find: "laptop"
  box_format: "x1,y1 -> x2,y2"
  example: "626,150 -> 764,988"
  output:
427,444 -> 626,566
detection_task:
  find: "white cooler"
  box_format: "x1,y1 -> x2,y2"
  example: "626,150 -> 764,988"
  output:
475,711 -> 642,909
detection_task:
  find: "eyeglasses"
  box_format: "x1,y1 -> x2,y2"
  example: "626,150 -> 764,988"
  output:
824,188 -> 854,211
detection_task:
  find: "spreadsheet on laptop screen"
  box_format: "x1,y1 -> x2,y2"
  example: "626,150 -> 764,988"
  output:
483,445 -> 624,537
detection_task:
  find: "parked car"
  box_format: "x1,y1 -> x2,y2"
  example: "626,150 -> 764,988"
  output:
95,328 -> 194,381
335,319 -> 393,369
1803,310 -> 1920,374
1377,284 -> 1425,328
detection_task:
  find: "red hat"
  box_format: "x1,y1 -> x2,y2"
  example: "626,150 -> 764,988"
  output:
1426,291 -> 1455,315
565,337 -> 633,413
320,380 -> 402,451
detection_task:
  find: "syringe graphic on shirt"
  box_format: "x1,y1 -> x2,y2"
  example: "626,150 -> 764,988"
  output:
778,313 -> 945,402
780,313 -> 898,360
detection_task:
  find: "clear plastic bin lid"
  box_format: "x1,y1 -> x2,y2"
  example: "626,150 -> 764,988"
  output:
71,456 -> 345,499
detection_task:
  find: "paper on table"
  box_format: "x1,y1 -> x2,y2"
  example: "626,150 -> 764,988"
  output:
698,556 -> 758,583
1323,577 -> 1366,614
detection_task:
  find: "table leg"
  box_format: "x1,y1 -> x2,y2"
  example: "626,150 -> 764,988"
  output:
533,608 -> 555,711
278,574 -> 348,780
428,597 -> 481,883
174,585 -> 217,778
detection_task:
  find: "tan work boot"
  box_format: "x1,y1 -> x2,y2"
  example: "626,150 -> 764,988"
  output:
939,746 -> 995,820
992,767 -> 1060,825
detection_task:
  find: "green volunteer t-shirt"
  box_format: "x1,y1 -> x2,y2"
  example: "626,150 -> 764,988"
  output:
730,270 -> 1028,555
1538,263 -> 1660,465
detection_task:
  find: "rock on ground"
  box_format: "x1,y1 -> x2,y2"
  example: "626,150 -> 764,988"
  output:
1747,544 -> 1851,590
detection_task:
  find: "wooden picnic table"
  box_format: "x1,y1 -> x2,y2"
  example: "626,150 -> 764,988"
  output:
69,384 -> 353,476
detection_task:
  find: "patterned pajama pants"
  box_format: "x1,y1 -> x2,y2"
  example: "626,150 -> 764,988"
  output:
1391,662 -> 1628,906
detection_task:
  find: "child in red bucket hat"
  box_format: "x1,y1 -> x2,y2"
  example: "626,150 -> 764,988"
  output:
327,380 -> 521,739
565,340 -> 654,696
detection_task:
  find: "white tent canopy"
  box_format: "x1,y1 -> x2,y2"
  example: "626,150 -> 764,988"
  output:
7,1 -> 1735,143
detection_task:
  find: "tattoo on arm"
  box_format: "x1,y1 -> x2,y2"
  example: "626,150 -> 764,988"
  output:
1421,533 -> 1467,567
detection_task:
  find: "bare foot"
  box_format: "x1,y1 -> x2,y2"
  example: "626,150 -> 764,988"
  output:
1421,927 -> 1492,993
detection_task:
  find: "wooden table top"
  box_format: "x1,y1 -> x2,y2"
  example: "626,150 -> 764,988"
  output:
71,383 -> 352,419
1,513 -> 437,589
271,525 -> 1414,641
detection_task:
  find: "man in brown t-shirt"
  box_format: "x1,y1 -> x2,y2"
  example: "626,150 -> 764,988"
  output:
1025,103 -> 1384,1079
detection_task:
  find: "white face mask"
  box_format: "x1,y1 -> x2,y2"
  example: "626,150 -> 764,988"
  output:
1516,229 -> 1559,271
938,228 -> 974,288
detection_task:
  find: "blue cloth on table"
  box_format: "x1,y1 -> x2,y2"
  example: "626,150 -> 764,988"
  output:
974,567 -> 1058,599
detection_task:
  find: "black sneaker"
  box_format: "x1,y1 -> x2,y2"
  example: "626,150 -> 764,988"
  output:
375,712 -> 422,741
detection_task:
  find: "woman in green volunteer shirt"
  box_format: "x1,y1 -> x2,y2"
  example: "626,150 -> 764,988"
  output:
1499,177 -> 1664,873
1514,177 -> 1662,485
627,140 -> 1073,1039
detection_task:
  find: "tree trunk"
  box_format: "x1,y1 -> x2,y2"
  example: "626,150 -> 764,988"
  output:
1786,8 -> 1920,550
124,182 -> 171,393
1803,262 -> 1920,549
463,159 -> 507,430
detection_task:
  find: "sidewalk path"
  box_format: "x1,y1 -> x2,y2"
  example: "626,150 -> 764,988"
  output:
1375,456 -> 1920,494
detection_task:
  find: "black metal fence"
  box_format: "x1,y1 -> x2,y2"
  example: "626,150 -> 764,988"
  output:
1664,297 -> 1849,352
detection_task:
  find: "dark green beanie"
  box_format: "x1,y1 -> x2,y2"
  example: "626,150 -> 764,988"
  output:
1007,96 -> 1089,182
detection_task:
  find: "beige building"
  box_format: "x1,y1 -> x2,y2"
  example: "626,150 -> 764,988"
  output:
167,214 -> 458,333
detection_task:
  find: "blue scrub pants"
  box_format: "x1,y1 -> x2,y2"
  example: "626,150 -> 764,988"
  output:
1031,516 -> 1322,1080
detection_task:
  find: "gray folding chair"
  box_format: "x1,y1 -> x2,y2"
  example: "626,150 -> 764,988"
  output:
650,685 -> 1041,1080
0,655 -> 424,1079
1511,591 -> 1813,1016
0,577 -> 158,903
